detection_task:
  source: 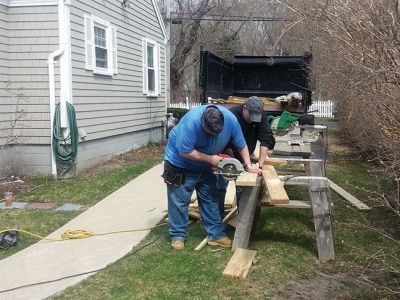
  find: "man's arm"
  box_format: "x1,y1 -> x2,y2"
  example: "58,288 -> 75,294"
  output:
238,145 -> 262,174
180,150 -> 221,166
258,145 -> 269,167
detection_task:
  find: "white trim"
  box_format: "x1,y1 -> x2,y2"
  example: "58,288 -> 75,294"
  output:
150,0 -> 168,43
2,0 -> 57,6
142,37 -> 159,97
86,14 -> 115,76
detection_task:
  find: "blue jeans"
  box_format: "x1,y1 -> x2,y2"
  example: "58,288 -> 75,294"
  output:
167,169 -> 227,241
215,175 -> 229,220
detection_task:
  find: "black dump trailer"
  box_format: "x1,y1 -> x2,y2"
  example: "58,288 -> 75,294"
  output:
199,50 -> 313,116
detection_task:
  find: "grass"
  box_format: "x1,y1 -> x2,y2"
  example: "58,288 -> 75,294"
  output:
2,136 -> 400,299
0,156 -> 162,260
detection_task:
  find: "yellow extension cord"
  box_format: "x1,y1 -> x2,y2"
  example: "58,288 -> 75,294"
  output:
0,223 -> 168,242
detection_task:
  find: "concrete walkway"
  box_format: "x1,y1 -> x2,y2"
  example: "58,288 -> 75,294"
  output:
0,164 -> 167,300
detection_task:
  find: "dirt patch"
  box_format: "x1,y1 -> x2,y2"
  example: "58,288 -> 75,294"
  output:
0,144 -> 165,199
80,143 -> 165,177
271,271 -> 370,300
326,131 -> 359,159
0,176 -> 33,200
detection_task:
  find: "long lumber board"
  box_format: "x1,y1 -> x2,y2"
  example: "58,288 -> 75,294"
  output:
262,165 -> 289,204
328,179 -> 370,210
236,172 -> 259,186
223,248 -> 257,279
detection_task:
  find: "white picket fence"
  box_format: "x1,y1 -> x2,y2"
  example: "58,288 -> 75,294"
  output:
309,100 -> 335,118
169,102 -> 202,110
169,100 -> 335,118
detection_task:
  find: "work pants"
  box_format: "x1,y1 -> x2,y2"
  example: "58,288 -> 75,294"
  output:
166,168 -> 226,241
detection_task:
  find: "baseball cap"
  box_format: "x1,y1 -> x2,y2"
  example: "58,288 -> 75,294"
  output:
245,96 -> 263,122
202,106 -> 224,134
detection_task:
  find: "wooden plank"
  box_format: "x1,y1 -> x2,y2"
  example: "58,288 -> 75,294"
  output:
309,178 -> 335,261
232,178 -> 262,251
194,206 -> 238,251
273,200 -> 312,209
328,179 -> 370,210
224,180 -> 237,207
262,165 -> 289,204
223,248 -> 257,279
189,210 -> 201,220
260,199 -> 312,209
235,172 -> 259,187
191,191 -> 197,202
263,158 -> 288,167
279,175 -> 328,186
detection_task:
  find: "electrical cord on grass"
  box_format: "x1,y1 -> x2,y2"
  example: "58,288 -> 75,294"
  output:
0,235 -> 162,294
0,219 -> 198,294
0,223 -> 168,242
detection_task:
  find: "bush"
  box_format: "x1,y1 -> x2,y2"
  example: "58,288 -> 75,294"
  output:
167,108 -> 189,121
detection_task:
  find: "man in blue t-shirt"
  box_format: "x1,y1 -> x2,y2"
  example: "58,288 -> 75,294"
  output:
163,104 -> 261,251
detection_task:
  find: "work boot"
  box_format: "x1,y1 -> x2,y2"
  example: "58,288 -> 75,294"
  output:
171,240 -> 184,251
207,237 -> 232,248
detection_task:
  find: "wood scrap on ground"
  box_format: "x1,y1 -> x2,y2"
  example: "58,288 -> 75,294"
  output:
194,206 -> 238,251
222,248 -> 257,279
328,179 -> 370,210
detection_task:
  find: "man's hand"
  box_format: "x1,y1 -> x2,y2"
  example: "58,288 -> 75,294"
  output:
246,163 -> 262,174
210,154 -> 223,167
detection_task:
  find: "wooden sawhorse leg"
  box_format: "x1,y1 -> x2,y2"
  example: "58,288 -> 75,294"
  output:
232,177 -> 262,251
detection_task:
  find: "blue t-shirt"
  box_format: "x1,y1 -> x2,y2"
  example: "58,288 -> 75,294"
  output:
164,105 -> 246,170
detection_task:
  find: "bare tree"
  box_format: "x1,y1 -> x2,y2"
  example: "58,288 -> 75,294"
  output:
170,0 -> 214,100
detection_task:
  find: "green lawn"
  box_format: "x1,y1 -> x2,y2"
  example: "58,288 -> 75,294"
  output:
1,138 -> 399,299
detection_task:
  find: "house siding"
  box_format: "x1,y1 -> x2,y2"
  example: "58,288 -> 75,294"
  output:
0,4 -> 9,90
1,5 -> 59,146
70,0 -> 167,142
1,0 -> 167,176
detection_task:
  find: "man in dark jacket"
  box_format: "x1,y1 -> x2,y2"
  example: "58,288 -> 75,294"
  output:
226,96 -> 275,166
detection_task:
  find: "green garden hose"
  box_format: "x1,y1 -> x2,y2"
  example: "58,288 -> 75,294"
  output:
52,102 -> 79,174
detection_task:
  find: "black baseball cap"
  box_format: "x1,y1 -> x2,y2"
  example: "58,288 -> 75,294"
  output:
245,96 -> 263,122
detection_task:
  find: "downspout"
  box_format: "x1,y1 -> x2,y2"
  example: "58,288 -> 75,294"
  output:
48,0 -> 72,178
48,47 -> 64,178
58,0 -> 73,127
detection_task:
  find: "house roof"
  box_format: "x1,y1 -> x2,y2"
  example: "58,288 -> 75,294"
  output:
150,0 -> 168,42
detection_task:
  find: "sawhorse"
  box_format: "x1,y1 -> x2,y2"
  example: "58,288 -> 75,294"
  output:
232,158 -> 335,261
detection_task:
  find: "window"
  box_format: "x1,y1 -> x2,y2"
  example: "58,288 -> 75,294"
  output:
142,38 -> 160,96
94,25 -> 107,69
84,14 -> 117,75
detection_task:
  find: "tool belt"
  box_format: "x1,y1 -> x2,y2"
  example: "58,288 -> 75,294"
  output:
162,160 -> 185,186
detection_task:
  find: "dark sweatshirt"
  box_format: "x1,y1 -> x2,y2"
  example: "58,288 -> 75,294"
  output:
227,104 -> 275,162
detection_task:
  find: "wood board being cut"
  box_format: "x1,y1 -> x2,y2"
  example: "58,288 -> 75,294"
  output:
262,165 -> 289,204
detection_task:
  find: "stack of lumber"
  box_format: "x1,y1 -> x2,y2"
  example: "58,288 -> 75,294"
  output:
208,96 -> 276,105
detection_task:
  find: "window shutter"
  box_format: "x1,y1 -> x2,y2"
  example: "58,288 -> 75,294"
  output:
157,44 -> 161,95
142,38 -> 147,94
111,26 -> 118,74
84,15 -> 94,70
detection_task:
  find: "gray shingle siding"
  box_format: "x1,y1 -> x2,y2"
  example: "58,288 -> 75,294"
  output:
0,4 -> 10,110
1,5 -> 59,145
70,0 -> 166,141
1,0 -> 167,176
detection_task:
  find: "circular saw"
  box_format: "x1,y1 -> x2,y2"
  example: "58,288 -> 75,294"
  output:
215,157 -> 244,180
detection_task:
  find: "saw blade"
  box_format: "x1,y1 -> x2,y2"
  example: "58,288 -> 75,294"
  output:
219,163 -> 241,180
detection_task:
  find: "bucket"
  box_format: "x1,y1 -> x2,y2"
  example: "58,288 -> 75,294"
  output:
4,192 -> 13,207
